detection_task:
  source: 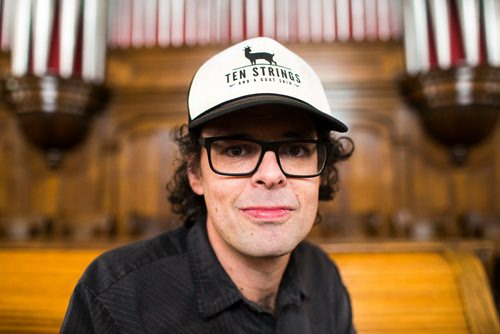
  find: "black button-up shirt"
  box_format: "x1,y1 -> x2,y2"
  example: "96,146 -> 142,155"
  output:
61,220 -> 355,333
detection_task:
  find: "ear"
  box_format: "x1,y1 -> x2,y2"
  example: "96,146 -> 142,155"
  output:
188,166 -> 204,196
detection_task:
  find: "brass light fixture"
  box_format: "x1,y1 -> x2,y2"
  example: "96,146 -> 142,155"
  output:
1,0 -> 108,168
400,0 -> 500,165
401,65 -> 500,165
1,75 -> 109,167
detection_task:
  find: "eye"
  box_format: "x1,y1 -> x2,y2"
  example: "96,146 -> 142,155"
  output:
282,143 -> 314,158
213,141 -> 258,158
290,145 -> 304,157
224,145 -> 246,157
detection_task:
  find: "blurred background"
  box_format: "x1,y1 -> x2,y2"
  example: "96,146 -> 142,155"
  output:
0,0 -> 498,307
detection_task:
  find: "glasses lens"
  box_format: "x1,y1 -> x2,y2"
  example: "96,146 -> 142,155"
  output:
209,139 -> 262,174
278,142 -> 327,176
206,138 -> 328,177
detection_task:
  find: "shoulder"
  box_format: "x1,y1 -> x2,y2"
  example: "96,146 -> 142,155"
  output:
79,225 -> 189,295
294,241 -> 355,331
293,240 -> 344,283
294,241 -> 338,269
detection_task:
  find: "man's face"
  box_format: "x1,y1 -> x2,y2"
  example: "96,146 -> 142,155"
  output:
188,107 -> 321,259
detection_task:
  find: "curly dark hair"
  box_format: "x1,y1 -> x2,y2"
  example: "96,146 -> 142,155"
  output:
166,124 -> 354,225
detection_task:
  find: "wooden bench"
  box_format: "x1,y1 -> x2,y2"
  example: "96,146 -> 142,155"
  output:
0,241 -> 498,334
322,241 -> 499,334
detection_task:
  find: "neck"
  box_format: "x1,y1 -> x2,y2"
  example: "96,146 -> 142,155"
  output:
231,253 -> 290,315
207,225 -> 290,314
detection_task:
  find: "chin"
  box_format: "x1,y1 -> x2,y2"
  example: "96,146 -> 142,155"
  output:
239,238 -> 299,258
250,248 -> 290,258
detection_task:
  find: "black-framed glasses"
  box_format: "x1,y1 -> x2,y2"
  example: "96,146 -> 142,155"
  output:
199,136 -> 331,178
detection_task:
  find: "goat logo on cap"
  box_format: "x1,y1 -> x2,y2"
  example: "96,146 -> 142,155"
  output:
244,46 -> 277,66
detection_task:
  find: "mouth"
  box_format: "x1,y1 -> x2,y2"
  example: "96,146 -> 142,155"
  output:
240,207 -> 293,221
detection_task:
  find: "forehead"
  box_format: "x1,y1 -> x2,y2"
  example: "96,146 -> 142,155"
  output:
200,105 -> 318,138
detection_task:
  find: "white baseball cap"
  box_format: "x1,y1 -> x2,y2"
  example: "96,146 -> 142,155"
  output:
187,37 -> 347,132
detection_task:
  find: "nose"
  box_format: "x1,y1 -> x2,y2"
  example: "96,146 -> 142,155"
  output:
251,151 -> 286,188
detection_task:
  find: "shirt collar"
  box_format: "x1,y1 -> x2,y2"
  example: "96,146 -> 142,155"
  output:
277,250 -> 309,308
187,220 -> 242,318
186,219 -> 308,318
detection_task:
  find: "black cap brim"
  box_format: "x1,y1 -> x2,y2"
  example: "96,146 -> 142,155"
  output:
188,94 -> 348,133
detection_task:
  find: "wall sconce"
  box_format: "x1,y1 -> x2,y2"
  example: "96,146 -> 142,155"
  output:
401,65 -> 500,165
400,0 -> 500,165
1,75 -> 108,167
0,0 -> 108,168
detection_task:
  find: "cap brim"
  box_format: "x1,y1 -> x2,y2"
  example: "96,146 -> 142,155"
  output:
188,94 -> 348,132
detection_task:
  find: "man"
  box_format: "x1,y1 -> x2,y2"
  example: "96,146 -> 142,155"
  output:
62,37 -> 355,333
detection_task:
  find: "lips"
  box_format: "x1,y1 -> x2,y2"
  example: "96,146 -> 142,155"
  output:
240,207 -> 292,220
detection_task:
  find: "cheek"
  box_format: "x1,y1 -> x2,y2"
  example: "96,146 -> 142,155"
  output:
294,179 -> 320,214
206,186 -> 225,213
204,178 -> 242,209
296,178 -> 320,197
198,159 -> 243,215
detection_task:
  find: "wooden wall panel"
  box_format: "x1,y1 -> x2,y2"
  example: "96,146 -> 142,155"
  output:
346,123 -> 394,215
0,113 -> 10,214
115,120 -> 183,235
0,113 -> 31,215
122,129 -> 173,217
